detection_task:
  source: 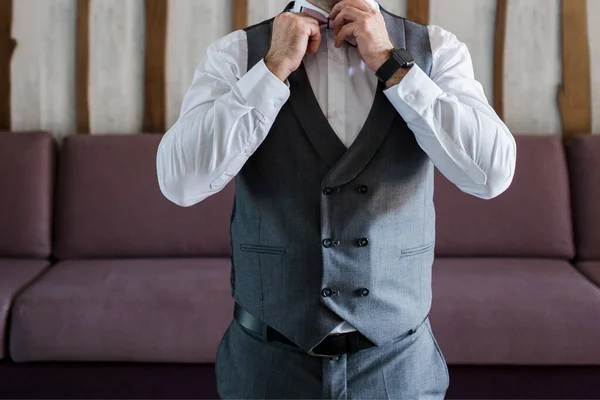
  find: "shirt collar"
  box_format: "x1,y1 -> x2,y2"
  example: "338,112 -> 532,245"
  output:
291,0 -> 380,17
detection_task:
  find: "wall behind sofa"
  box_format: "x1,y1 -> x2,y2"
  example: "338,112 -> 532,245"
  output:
8,0 -> 600,139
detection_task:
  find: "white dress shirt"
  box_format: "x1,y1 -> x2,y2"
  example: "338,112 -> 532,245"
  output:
156,1 -> 517,334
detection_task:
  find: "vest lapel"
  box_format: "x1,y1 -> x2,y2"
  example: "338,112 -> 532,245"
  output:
323,81 -> 398,188
274,6 -> 409,184
270,7 -> 348,168
287,65 -> 348,168
323,14 -> 407,188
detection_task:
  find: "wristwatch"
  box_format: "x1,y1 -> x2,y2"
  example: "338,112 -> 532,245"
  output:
375,48 -> 415,83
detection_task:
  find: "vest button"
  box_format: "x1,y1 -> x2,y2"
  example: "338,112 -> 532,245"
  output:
322,288 -> 339,297
359,185 -> 368,193
323,238 -> 333,248
358,238 -> 369,247
323,187 -> 333,196
359,288 -> 370,297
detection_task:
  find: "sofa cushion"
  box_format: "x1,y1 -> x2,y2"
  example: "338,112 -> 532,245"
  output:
9,259 -> 234,363
429,259 -> 600,365
0,132 -> 54,258
0,259 -> 50,359
568,136 -> 600,261
434,136 -> 574,258
577,262 -> 600,287
54,135 -> 235,259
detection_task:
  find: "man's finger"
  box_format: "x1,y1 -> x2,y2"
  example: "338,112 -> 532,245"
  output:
335,22 -> 358,47
330,0 -> 370,20
307,21 -> 322,53
333,7 -> 369,36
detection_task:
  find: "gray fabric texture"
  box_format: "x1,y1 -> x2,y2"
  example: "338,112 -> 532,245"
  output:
216,318 -> 448,399
237,3 -> 434,353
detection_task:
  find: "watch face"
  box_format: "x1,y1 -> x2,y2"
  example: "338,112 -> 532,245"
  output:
393,48 -> 415,67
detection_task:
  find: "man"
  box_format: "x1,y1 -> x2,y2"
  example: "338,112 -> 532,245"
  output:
156,0 -> 516,398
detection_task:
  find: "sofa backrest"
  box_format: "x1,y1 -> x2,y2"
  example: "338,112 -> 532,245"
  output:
0,132 -> 54,259
434,135 -> 574,259
567,135 -> 600,261
53,135 -> 235,259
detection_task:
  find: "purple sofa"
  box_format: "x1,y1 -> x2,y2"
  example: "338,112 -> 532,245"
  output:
569,136 -> 600,288
0,132 -> 54,361
1,132 -> 599,399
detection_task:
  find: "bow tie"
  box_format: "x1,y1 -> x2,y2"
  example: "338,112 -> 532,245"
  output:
300,7 -> 357,46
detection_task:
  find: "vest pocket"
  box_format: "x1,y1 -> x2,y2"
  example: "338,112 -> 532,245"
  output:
400,243 -> 435,257
240,244 -> 287,255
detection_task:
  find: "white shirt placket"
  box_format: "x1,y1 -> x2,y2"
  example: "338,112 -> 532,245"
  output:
326,32 -> 347,147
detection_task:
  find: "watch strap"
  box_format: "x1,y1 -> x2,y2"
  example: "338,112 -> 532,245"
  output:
375,48 -> 415,83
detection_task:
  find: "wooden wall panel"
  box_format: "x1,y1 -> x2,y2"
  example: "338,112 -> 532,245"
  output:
247,0 -> 406,26
589,0 -> 600,133
143,0 -> 168,133
558,0 -> 592,140
11,0 -> 77,140
248,0 -> 288,25
166,0 -> 230,127
232,0 -> 248,31
89,0 -> 144,134
0,0 -> 16,131
494,0 -> 508,119
76,0 -> 90,133
430,0 -> 496,109
407,0 -> 429,25
5,0 -> 599,138
504,0 -> 561,134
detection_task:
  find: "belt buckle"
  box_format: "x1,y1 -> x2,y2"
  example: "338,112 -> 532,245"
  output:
307,334 -> 342,358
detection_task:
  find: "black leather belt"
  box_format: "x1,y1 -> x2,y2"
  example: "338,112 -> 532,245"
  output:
234,303 -> 376,357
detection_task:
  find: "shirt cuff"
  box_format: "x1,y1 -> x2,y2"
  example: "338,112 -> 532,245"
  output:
383,65 -> 444,118
237,59 -> 290,121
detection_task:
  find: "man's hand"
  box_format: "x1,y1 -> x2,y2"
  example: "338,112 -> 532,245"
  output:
329,0 -> 395,72
265,12 -> 321,82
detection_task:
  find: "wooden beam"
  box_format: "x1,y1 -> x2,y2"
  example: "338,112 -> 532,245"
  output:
558,0 -> 592,142
232,0 -> 248,31
0,0 -> 16,131
76,0 -> 90,134
143,0 -> 168,133
493,0 -> 507,121
407,0 -> 429,25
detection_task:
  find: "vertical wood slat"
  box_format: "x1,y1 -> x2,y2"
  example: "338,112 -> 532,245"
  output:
0,0 -> 16,131
493,0 -> 508,120
232,0 -> 248,31
76,0 -> 91,134
143,0 -> 168,133
407,0 -> 430,25
558,0 -> 592,141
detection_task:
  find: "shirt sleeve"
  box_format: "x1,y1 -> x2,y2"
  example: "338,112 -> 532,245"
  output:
156,30 -> 290,207
383,24 -> 517,200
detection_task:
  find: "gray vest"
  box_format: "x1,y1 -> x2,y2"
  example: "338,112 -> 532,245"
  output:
231,2 -> 435,352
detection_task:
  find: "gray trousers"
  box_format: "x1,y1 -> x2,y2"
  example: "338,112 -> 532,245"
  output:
215,318 -> 449,399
